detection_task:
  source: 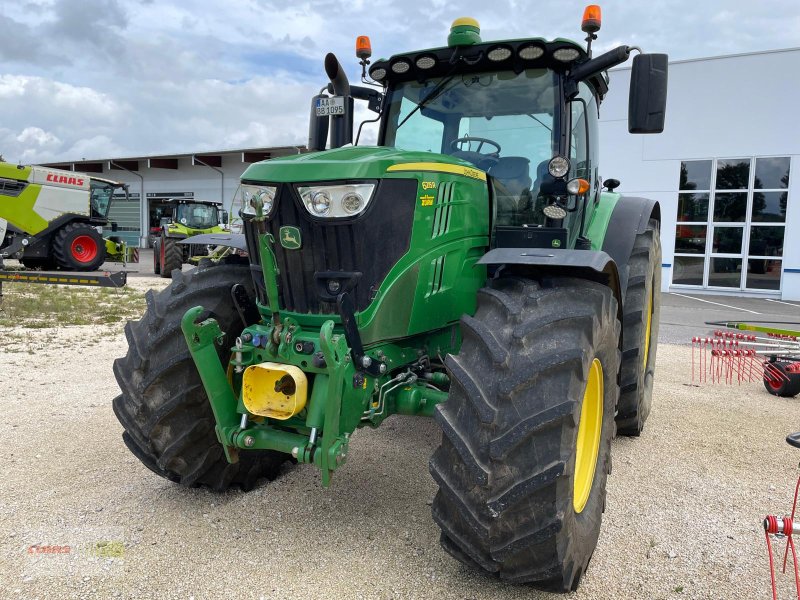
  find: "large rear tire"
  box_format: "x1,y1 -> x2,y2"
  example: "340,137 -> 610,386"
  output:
430,276 -> 620,592
53,222 -> 106,271
159,235 -> 183,279
112,258 -> 289,491
615,220 -> 661,436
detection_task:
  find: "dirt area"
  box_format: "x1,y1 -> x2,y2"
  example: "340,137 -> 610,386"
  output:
0,278 -> 797,599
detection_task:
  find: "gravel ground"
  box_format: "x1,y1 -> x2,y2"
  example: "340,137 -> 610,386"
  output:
1,279 -> 798,599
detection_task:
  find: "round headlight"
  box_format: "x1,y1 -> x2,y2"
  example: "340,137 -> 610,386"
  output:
260,188 -> 275,212
519,45 -> 544,60
553,48 -> 581,62
543,203 -> 567,220
341,192 -> 363,214
370,67 -> 386,81
310,191 -> 331,215
391,60 -> 411,74
415,55 -> 436,69
487,47 -> 512,62
548,156 -> 570,178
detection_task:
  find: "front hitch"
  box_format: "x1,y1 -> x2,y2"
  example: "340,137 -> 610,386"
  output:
181,305 -> 354,486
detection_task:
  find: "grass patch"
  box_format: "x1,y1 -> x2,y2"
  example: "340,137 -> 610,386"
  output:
0,283 -> 147,329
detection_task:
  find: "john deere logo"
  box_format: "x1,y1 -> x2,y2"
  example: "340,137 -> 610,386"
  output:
551,239 -> 562,248
280,226 -> 302,250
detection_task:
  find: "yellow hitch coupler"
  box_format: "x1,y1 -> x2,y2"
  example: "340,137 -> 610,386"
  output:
242,362 -> 308,420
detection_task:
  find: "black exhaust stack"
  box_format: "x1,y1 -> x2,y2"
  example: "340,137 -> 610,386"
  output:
324,53 -> 354,149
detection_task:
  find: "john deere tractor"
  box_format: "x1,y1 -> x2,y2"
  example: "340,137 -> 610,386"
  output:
0,162 -> 135,271
114,8 -> 666,591
152,199 -> 228,278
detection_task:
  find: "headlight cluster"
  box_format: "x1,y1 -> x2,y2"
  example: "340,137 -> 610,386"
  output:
241,184 -> 277,218
370,42 -> 580,82
297,183 -> 375,218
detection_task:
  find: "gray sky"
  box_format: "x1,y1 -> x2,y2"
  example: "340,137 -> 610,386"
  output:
1,0 -> 798,163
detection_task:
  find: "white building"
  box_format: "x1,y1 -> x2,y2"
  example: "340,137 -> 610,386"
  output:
44,48 -> 798,299
601,47 -> 799,300
45,146 -> 304,247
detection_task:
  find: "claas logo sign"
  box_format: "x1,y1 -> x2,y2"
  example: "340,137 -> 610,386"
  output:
46,172 -> 85,186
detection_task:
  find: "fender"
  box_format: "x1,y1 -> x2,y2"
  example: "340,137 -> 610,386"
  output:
600,196 -> 660,299
478,248 -> 623,325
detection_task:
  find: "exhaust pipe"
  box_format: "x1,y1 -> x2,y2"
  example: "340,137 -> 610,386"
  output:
325,52 -> 351,97
324,53 -> 353,148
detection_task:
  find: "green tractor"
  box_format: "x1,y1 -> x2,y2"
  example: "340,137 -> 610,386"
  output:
0,161 -> 136,271
114,9 -> 666,591
152,199 -> 228,278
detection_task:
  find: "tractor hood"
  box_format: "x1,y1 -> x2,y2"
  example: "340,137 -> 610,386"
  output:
241,146 -> 481,183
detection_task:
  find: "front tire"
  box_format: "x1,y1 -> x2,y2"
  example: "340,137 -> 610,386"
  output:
112,258 -> 289,491
430,276 -> 620,592
616,221 -> 661,436
53,222 -> 106,271
159,235 -> 183,279
152,239 -> 161,275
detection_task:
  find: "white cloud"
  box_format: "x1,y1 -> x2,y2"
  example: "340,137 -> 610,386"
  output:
16,127 -> 61,147
0,0 -> 798,163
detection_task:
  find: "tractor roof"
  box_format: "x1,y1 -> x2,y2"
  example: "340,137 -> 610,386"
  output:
369,37 -> 589,85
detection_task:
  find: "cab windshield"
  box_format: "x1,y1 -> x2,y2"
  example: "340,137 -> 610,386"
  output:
177,203 -> 219,229
382,69 -> 559,225
90,180 -> 115,219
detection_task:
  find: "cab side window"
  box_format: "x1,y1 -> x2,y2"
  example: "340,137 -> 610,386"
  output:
569,82 -> 599,189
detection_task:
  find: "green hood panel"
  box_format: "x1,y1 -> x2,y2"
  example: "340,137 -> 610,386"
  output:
242,147 -> 478,183
0,161 -> 32,181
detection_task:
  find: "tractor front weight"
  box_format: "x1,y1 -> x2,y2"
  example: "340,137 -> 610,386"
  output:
180,304 -> 450,486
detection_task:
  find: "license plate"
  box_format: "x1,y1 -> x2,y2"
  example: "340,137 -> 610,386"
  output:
315,96 -> 346,117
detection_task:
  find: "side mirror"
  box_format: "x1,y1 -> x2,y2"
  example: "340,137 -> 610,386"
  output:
221,210 -> 229,225
111,221 -> 119,232
308,94 -> 330,152
629,53 -> 668,134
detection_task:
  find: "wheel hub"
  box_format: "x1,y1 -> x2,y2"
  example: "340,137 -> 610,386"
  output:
643,286 -> 654,369
71,235 -> 98,263
574,358 -> 603,513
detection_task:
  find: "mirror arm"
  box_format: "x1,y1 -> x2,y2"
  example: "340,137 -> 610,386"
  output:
569,45 -> 633,83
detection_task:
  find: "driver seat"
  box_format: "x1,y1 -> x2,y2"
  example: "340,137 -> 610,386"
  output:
489,157 -> 533,224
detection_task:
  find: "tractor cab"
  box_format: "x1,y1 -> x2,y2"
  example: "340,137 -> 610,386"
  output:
175,202 -> 222,230
308,15 -> 667,250
89,178 -> 128,221
159,200 -> 227,232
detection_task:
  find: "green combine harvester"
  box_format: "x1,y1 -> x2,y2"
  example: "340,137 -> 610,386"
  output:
152,198 -> 228,278
0,161 -> 136,271
114,7 -> 667,591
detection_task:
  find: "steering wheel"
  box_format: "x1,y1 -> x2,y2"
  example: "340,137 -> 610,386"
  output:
449,136 -> 502,156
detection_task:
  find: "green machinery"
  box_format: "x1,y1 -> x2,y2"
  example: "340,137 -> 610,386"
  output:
152,198 -> 228,278
0,161 -> 137,271
114,9 -> 667,591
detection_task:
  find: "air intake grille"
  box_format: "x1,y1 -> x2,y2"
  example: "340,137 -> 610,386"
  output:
0,177 -> 27,197
259,179 -> 417,314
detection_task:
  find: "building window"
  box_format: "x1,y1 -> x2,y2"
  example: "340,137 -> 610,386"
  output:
672,157 -> 790,291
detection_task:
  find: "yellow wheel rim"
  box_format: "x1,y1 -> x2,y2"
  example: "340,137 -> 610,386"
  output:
643,286 -> 654,370
574,358 -> 603,514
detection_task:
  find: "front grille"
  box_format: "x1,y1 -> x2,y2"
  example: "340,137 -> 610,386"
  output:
249,179 -> 417,314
